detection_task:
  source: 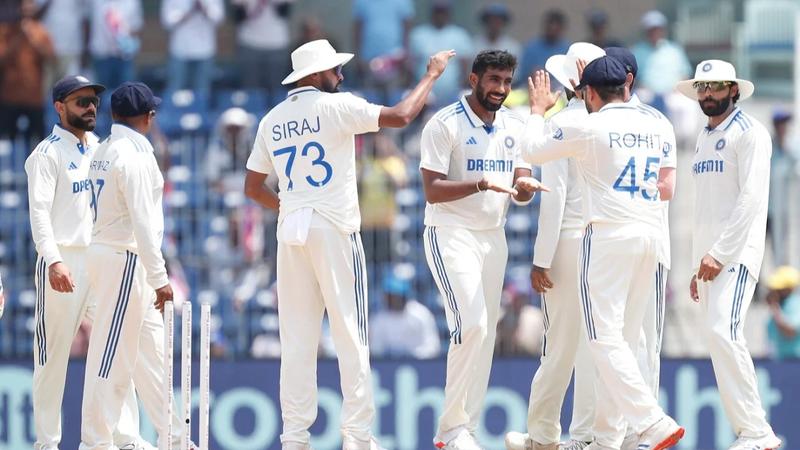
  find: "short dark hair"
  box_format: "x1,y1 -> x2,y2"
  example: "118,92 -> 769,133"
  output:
592,83 -> 626,101
471,50 -> 517,77
731,82 -> 740,103
544,9 -> 567,26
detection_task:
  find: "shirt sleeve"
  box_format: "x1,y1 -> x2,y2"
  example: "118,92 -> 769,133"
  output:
709,128 -> 772,265
327,93 -> 382,136
120,153 -> 169,289
246,122 -> 275,174
532,158 -> 569,268
25,152 -> 63,266
522,114 -> 590,165
419,118 -> 452,175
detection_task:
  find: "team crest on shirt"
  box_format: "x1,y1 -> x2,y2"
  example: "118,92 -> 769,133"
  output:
505,136 -> 515,148
662,142 -> 672,158
715,138 -> 726,151
552,128 -> 564,140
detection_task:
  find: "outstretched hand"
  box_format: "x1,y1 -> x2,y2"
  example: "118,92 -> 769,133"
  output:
569,59 -> 588,100
479,179 -> 518,197
514,176 -> 550,194
426,50 -> 457,79
528,70 -> 560,116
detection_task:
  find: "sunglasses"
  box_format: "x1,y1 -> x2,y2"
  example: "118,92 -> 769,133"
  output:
692,81 -> 732,93
65,95 -> 101,108
333,65 -> 343,77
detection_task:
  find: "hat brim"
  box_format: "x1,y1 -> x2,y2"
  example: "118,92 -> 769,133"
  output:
676,78 -> 755,101
545,55 -> 579,91
281,53 -> 354,85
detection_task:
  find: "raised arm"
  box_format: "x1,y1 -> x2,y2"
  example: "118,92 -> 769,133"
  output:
378,50 -> 456,128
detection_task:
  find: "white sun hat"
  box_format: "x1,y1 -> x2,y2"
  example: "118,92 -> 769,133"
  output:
545,42 -> 606,92
675,59 -> 755,100
281,39 -> 354,85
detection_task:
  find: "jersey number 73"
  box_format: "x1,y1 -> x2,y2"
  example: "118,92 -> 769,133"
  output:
272,141 -> 333,191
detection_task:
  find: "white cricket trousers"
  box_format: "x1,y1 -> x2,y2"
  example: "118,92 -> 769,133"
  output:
423,226 -> 506,436
526,234 -> 595,444
640,263 -> 667,398
580,224 -> 667,449
698,264 -> 775,438
276,215 -> 375,446
33,246 -> 141,450
80,244 -> 184,450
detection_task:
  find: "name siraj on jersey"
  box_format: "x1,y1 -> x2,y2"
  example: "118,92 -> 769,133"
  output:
272,116 -> 321,142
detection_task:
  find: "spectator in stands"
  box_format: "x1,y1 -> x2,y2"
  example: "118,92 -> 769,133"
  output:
473,3 -> 521,58
88,0 -> 142,90
161,0 -> 224,100
353,0 -> 413,100
631,10 -> 691,113
370,274 -> 440,358
409,0 -> 472,106
495,278 -> 543,356
0,0 -> 54,142
518,9 -> 569,86
232,0 -> 292,97
768,108 -> 796,265
37,0 -> 87,85
585,8 -> 622,49
0,271 -> 5,319
358,130 -> 407,263
766,266 -> 800,359
206,107 -> 257,195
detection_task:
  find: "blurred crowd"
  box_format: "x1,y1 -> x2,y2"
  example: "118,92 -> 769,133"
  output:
0,0 -> 799,360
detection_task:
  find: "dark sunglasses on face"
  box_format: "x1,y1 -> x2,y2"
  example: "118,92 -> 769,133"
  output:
333,65 -> 343,77
693,81 -> 732,93
65,96 -> 101,108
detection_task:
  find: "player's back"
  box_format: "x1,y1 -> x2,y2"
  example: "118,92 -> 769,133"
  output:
578,103 -> 673,231
90,124 -> 164,252
251,87 -> 381,233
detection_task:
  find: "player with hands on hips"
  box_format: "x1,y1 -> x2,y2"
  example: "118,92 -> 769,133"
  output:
244,39 -> 454,450
419,50 -> 547,450
677,60 -> 781,450
523,57 -> 684,450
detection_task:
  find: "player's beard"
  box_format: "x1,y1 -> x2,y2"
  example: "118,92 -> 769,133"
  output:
699,95 -> 731,117
476,84 -> 506,112
66,109 -> 96,131
321,77 -> 341,93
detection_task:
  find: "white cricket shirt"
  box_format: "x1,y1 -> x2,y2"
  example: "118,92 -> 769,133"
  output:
629,94 -> 677,268
420,96 -> 530,230
246,87 -> 382,234
89,124 -> 169,290
523,101 -> 677,233
532,98 -> 586,269
25,124 -> 100,266
691,106 -> 771,275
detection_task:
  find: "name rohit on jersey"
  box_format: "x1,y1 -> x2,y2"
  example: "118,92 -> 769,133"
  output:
466,159 -> 515,172
692,159 -> 724,174
272,117 -> 321,141
608,132 -> 663,150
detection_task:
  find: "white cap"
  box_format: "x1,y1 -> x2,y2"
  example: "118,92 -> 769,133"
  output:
675,59 -> 755,100
545,42 -> 606,92
282,39 -> 354,85
641,10 -> 668,29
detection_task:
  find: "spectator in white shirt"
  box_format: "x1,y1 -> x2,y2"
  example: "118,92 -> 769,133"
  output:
88,0 -> 142,90
369,275 -> 441,359
161,0 -> 224,100
231,0 -> 293,96
37,0 -> 88,83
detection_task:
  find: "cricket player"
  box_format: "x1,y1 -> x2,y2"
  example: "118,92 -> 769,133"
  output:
80,82 -> 190,450
603,47 -> 677,450
24,75 -> 147,450
420,49 -> 545,450
677,60 -> 781,450
523,58 -> 683,450
504,42 -> 606,450
243,39 -> 454,450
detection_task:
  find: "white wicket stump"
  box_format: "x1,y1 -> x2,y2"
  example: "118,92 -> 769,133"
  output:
163,301 -> 212,450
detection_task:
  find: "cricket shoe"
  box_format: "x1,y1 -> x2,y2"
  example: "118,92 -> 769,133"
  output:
435,427 -> 483,450
342,436 -> 386,450
620,433 -> 638,450
727,434 -> 782,450
637,417 -> 685,450
559,439 -> 592,450
504,431 -> 557,450
282,442 -> 313,450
